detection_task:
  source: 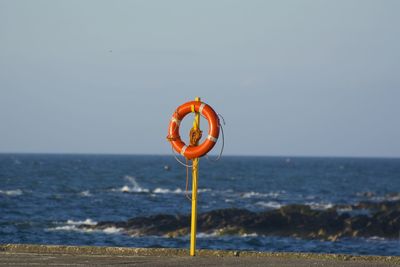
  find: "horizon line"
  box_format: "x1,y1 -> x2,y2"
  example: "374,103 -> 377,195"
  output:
0,151 -> 399,160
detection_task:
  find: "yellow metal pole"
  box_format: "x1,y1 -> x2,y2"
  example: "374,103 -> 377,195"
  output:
190,96 -> 201,256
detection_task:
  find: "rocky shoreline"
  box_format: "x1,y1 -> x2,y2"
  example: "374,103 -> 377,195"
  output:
79,200 -> 400,241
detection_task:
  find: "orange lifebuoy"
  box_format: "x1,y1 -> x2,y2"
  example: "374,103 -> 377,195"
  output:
167,101 -> 220,159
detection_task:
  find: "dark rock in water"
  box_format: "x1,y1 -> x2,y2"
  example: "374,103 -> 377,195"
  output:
79,200 -> 400,241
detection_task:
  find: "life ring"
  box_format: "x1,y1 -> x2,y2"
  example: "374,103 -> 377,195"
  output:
167,101 -> 220,159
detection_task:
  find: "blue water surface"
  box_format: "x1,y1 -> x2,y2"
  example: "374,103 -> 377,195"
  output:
1,154 -> 400,255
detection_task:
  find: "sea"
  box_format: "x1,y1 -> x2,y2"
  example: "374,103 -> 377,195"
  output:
1,153 -> 400,256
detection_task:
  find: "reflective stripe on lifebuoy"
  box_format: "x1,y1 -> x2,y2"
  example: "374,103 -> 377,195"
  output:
167,101 -> 220,159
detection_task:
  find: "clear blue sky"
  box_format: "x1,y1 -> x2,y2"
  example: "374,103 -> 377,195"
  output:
1,0 -> 399,157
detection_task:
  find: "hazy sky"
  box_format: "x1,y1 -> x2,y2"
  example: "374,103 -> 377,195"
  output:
1,1 -> 399,157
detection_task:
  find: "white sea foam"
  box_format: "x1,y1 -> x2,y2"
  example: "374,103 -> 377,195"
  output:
102,226 -> 122,234
196,232 -> 219,238
366,236 -> 387,241
384,195 -> 400,201
48,225 -> 122,234
152,188 -> 169,194
355,191 -> 400,202
66,219 -> 97,226
49,225 -> 85,232
305,202 -> 334,210
256,201 -> 282,209
256,200 -> 334,210
152,188 -> 211,194
48,219 -> 122,234
197,231 -> 258,238
241,233 -> 258,237
198,188 -> 212,193
372,193 -> 400,202
183,188 -> 211,194
385,195 -> 400,201
113,176 -> 150,193
242,191 -> 281,198
153,188 -> 183,194
79,190 -> 92,197
0,189 -> 23,196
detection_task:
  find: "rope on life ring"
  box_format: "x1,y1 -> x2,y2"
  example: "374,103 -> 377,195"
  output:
166,100 -> 225,201
205,113 -> 225,162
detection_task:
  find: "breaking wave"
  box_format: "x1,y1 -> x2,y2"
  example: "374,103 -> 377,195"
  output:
111,176 -> 212,195
112,176 -> 150,193
48,219 -> 122,235
241,191 -> 282,198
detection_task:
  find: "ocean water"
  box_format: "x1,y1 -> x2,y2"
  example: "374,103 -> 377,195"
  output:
1,154 -> 400,255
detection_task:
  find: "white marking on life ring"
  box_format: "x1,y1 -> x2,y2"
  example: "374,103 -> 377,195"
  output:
171,117 -> 181,126
199,103 -> 206,115
180,145 -> 188,156
207,135 -> 218,142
